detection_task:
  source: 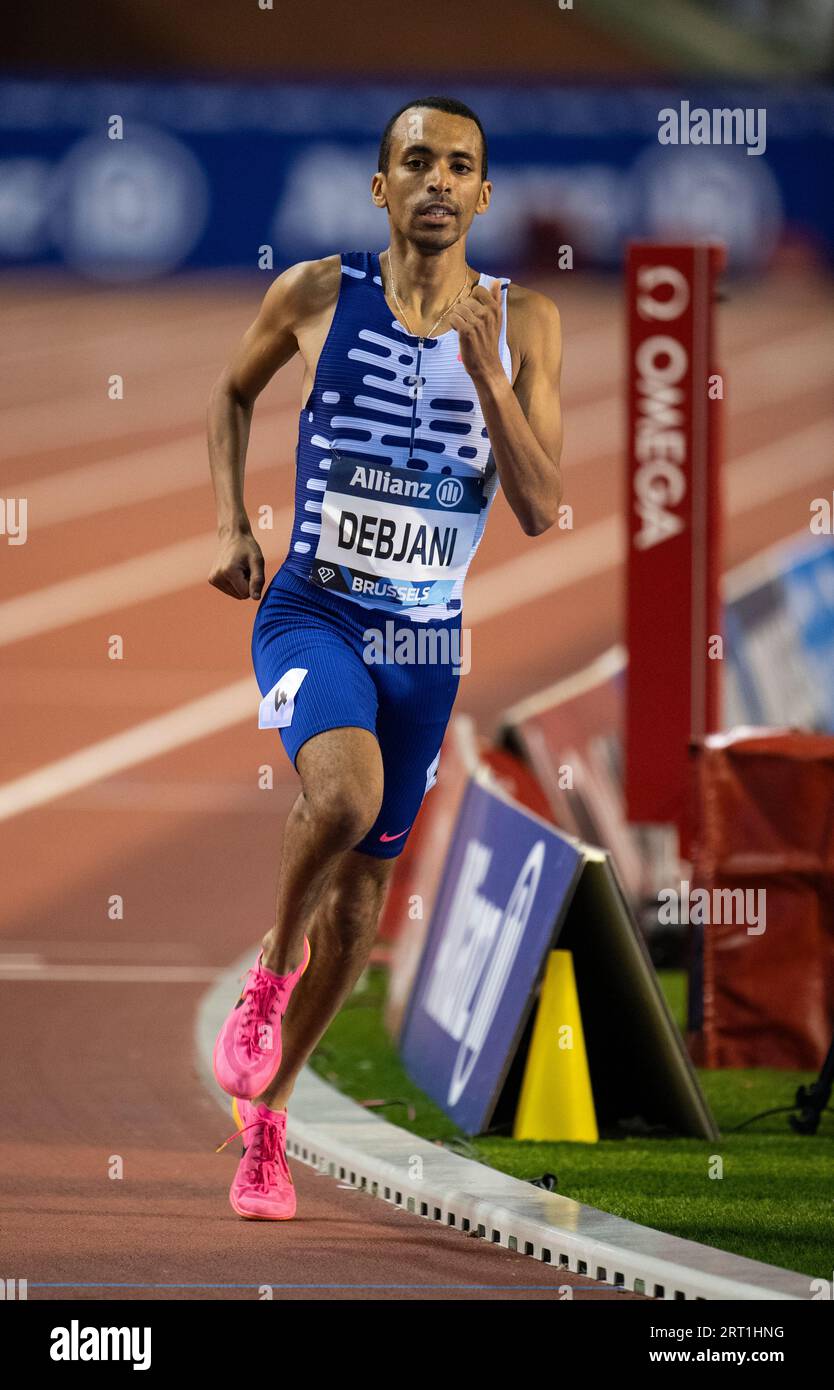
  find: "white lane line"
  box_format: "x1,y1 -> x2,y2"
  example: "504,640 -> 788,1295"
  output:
724,418 -> 834,511
0,362 -> 239,456
1,415 -> 831,651
0,420 -> 831,824
0,525 -> 281,648
0,680 -> 255,822
467,514 -> 621,624
1,940 -> 205,962
6,319 -> 831,530
466,418 -> 834,625
0,522 -> 617,822
0,964 -> 222,982
729,320 -> 834,397
0,306 -> 257,369
2,410 -> 295,528
54,778 -> 296,814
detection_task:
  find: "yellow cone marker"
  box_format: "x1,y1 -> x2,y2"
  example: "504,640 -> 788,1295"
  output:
513,949 -> 599,1142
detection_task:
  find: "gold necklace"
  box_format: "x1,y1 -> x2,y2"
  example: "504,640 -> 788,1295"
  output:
383,249 -> 471,340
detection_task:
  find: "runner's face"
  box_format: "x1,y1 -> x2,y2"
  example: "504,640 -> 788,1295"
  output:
381,109 -> 489,247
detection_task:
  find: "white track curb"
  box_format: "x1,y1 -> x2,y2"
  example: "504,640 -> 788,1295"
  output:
196,950 -> 827,1302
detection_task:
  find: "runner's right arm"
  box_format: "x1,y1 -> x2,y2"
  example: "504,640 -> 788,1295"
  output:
206,261 -> 315,600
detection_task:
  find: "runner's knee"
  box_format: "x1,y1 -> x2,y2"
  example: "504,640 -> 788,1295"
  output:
303,778 -> 382,848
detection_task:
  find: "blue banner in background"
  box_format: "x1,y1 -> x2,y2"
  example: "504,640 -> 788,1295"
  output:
781,542 -> 834,729
399,773 -> 583,1134
0,78 -> 832,280
724,537 -> 834,732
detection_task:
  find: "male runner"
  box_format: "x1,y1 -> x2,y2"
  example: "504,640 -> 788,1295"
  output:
207,96 -> 563,1219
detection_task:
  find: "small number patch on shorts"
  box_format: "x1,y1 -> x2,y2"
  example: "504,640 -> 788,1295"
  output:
424,749 -> 441,796
258,668 -> 309,729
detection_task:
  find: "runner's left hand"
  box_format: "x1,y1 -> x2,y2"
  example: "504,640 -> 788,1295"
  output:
446,280 -> 504,384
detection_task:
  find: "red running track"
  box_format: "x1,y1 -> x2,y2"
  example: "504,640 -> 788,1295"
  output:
1,265 -> 831,1299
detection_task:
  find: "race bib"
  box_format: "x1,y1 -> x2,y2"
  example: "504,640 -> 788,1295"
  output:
309,452 -> 485,612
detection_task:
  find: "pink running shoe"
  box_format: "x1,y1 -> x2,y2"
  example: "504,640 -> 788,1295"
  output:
216,1097 -> 296,1220
212,938 -> 311,1099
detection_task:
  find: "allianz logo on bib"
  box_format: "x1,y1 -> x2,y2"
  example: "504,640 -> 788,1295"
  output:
348,465 -> 464,508
436,477 -> 464,508
423,839 -> 545,1105
349,465 -> 432,500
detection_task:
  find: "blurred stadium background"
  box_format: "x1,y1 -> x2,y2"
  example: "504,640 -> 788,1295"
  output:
2,0 -> 833,1297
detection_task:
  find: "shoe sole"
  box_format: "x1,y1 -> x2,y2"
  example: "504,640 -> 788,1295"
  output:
213,937 -> 312,1098
230,1202 -> 295,1221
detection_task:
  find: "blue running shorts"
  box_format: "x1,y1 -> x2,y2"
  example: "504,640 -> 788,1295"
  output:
251,562 -> 462,858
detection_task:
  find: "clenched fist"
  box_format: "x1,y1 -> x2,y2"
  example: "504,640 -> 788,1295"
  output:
446,278 -> 504,384
208,528 -> 265,600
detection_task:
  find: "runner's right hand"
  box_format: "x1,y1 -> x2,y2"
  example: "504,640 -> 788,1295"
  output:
208,529 -> 265,600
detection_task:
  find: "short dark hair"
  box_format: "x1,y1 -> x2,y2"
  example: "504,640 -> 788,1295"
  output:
378,96 -> 488,183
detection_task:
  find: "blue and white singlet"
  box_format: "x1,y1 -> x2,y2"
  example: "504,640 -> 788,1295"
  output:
283,250 -> 512,622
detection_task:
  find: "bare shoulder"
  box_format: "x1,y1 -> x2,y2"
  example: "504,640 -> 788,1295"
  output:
260,253 -> 343,330
506,281 -> 561,336
504,282 -> 561,381
289,254 -> 343,310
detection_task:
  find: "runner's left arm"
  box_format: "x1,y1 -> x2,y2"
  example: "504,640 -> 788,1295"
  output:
448,285 -> 563,537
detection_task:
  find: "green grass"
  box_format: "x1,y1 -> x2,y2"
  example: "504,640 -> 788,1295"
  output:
309,966 -> 834,1281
